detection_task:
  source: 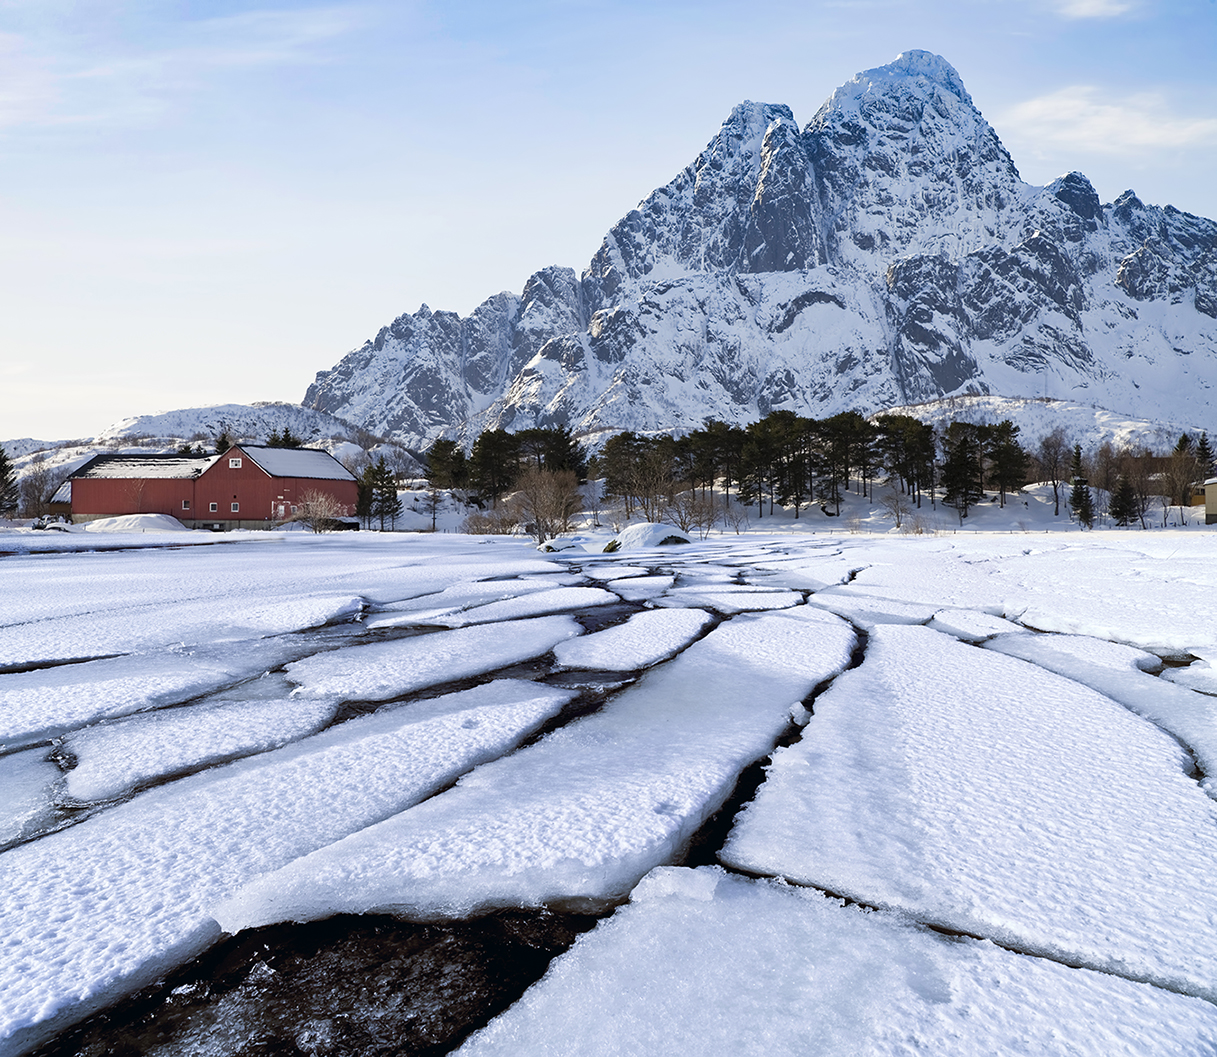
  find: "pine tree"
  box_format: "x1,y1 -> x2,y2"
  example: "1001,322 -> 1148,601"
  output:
987,420 -> 1028,509
1109,475 -> 1138,526
1197,433 -> 1215,479
940,422 -> 984,521
1068,444 -> 1094,528
369,456 -> 402,530
0,445 -> 18,518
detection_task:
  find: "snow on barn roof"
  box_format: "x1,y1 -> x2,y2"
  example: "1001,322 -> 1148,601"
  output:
71,454 -> 216,480
51,479 -> 72,504
234,446 -> 356,481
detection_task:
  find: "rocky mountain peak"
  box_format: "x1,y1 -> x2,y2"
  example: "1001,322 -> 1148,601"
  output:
304,53 -> 1217,449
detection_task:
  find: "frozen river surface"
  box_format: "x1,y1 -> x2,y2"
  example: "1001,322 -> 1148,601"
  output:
4,529 -> 1217,1055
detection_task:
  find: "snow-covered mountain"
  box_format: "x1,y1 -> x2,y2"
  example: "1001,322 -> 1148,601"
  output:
303,51 -> 1217,449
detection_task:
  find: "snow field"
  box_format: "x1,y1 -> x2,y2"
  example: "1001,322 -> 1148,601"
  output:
551,608 -> 713,670
0,681 -> 575,1057
60,696 -> 341,803
458,867 -> 1217,1057
721,624 -> 1217,1001
212,608 -> 857,930
284,615 -> 582,701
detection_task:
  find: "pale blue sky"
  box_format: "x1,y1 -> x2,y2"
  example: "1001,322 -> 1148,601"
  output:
3,0 -> 1215,440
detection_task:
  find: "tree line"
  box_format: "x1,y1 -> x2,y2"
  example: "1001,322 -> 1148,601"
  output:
418,413 -> 1214,537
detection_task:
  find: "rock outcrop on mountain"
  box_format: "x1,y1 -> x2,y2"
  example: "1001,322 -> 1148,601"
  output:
303,50 -> 1217,448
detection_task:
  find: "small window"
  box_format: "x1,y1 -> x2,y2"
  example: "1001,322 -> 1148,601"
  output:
229,457 -> 242,469
231,502 -> 240,513
182,500 -> 190,510
290,505 -> 297,514
209,502 -> 218,512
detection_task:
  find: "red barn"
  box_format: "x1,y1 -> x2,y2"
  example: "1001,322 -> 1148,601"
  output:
69,446 -> 358,529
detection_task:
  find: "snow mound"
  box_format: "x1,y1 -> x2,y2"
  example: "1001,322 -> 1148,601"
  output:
605,523 -> 690,551
81,514 -> 190,533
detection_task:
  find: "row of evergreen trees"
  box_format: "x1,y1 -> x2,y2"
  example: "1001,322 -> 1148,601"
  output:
595,412 -> 1030,523
423,413 -> 1214,528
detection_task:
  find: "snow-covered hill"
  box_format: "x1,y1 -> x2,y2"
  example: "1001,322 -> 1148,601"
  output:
304,50 -> 1217,449
877,396 -> 1195,454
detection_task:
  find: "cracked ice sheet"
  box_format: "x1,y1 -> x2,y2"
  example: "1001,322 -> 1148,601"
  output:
552,609 -> 713,671
366,580 -> 556,628
285,616 -> 581,701
926,608 -> 1023,642
458,867 -> 1217,1057
0,638 -> 318,748
605,575 -> 674,601
721,624 -> 1217,1002
804,587 -> 938,630
212,608 -> 857,930
651,586 -> 804,614
61,697 -> 341,803
774,535 -> 1217,656
0,680 -> 574,1057
412,587 -> 618,628
0,594 -> 364,668
984,631 -> 1217,799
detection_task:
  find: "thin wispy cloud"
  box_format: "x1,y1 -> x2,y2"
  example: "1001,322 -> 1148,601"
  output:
0,5 -> 367,131
1001,86 -> 1217,154
1050,0 -> 1134,17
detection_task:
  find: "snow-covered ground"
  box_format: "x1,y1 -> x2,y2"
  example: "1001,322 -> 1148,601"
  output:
4,524 -> 1217,1055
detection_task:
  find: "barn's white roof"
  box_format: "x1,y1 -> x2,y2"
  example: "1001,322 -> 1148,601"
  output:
72,455 -> 215,480
235,446 -> 356,481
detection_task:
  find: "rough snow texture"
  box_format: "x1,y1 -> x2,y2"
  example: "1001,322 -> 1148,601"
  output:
722,624 -> 1217,1002
552,608 -> 713,670
212,609 -> 857,929
60,697 -> 340,803
984,631 -> 1217,798
0,681 -> 574,1057
459,867 -> 1217,1057
304,50 -> 1217,449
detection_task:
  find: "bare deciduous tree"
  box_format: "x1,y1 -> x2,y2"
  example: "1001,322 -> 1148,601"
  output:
514,468 -> 582,544
878,488 -> 911,529
663,487 -> 717,539
294,490 -> 342,533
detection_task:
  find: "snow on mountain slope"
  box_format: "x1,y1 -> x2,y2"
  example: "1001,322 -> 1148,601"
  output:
302,50 -> 1217,449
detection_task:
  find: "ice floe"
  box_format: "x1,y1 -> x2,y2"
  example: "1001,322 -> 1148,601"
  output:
284,615 -> 582,701
552,609 -> 713,671
0,680 -> 574,1057
212,608 -> 857,930
459,867 -> 1217,1057
722,623 -> 1217,1001
60,697 -> 340,803
985,630 -> 1217,796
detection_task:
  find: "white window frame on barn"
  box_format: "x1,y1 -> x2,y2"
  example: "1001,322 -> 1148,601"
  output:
229,458 -> 242,469
209,502 -> 218,512
182,500 -> 190,510
231,502 -> 239,513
